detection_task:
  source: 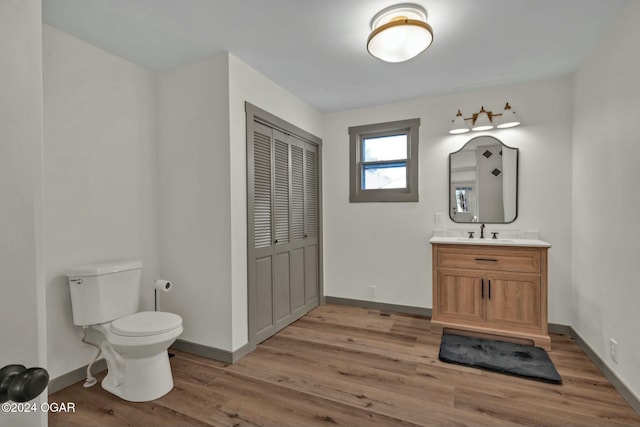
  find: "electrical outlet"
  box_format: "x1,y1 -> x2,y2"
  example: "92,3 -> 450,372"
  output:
610,338 -> 618,364
368,285 -> 376,297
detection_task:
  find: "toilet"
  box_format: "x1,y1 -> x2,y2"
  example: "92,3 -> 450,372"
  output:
66,260 -> 182,402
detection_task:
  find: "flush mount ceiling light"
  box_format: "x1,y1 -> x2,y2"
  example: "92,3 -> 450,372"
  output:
449,103 -> 521,134
367,3 -> 433,63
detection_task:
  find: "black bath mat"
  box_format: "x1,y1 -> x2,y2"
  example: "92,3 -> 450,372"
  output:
438,333 -> 562,384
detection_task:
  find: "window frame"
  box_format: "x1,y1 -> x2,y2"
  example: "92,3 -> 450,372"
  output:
349,118 -> 420,203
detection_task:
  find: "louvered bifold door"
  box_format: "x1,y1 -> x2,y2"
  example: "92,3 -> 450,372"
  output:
289,140 -> 307,319
303,143 -> 319,307
248,120 -> 320,346
249,122 -> 276,343
273,130 -> 293,330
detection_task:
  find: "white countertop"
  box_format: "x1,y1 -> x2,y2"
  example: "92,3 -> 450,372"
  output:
429,235 -> 552,248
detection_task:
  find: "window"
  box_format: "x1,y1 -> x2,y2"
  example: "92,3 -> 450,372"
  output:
349,118 -> 420,202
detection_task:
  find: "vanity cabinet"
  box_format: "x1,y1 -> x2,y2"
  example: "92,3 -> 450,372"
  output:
431,243 -> 550,350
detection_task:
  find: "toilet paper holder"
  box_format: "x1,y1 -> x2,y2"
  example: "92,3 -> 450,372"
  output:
152,279 -> 176,359
153,279 -> 172,312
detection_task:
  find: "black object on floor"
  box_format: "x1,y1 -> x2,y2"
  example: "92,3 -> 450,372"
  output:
438,333 -> 562,384
0,364 -> 49,403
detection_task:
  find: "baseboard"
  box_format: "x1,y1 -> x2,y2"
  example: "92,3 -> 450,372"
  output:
324,296 -> 431,317
548,322 -> 573,336
230,342 -> 252,363
171,339 -> 252,364
567,327 -> 640,416
326,297 -> 639,416
48,359 -> 107,394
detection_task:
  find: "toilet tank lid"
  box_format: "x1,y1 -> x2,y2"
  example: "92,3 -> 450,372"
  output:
66,260 -> 143,277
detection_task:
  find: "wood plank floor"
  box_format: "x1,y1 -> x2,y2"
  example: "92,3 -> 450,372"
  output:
49,304 -> 640,427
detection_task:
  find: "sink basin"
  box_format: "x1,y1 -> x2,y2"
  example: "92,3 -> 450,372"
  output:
455,238 -> 512,243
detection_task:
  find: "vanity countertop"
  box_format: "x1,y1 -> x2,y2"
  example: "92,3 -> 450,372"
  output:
429,235 -> 551,248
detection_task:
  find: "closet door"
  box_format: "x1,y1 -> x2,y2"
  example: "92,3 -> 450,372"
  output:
303,143 -> 319,307
289,141 -> 307,318
248,120 -> 321,346
289,140 -> 319,318
249,122 -> 276,344
273,130 -> 293,330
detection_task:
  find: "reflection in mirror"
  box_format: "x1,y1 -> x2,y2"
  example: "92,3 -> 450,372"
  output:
449,136 -> 518,223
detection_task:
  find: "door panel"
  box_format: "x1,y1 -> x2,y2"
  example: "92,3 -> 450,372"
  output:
290,144 -> 305,241
291,247 -> 306,317
290,140 -> 307,318
253,127 -> 272,249
304,243 -> 318,305
274,251 -> 291,330
487,274 -> 541,331
436,269 -> 485,323
254,256 -> 274,341
250,122 -> 276,345
305,145 -> 318,239
273,137 -> 290,245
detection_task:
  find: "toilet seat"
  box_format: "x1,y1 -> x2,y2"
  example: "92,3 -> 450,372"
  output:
111,312 -> 182,337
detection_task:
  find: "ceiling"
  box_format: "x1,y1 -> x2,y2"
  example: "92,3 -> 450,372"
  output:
42,0 -> 629,112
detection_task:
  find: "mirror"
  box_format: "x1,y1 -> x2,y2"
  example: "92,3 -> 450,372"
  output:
449,136 -> 518,223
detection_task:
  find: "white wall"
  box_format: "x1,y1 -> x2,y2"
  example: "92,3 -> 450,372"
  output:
43,25 -> 159,379
157,53 -> 323,352
227,54 -> 324,350
156,55 -> 233,349
323,77 -> 573,325
0,1 -> 46,426
572,0 -> 640,401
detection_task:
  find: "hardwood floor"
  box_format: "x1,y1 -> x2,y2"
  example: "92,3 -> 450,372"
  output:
49,304 -> 640,426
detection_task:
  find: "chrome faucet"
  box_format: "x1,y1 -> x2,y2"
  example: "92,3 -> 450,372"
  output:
480,223 -> 485,239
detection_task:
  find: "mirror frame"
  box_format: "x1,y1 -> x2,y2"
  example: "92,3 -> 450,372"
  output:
448,135 -> 519,224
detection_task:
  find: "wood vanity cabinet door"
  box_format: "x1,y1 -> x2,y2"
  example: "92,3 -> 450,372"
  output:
486,273 -> 541,331
435,269 -> 485,324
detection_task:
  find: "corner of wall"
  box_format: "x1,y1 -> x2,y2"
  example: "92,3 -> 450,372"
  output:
570,0 -> 640,403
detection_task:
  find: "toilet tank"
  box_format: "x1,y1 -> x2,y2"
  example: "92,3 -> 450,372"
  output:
66,260 -> 143,326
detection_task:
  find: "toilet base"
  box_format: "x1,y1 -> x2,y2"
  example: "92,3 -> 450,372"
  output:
102,351 -> 174,402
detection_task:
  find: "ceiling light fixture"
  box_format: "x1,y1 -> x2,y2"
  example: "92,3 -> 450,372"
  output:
449,103 -> 521,134
367,3 -> 433,63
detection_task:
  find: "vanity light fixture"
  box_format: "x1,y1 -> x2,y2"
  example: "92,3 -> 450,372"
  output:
367,3 -> 434,63
449,103 -> 521,134
449,110 -> 469,134
472,106 -> 493,131
497,102 -> 521,128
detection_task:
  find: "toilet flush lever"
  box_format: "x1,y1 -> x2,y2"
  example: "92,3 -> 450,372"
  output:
69,278 -> 83,285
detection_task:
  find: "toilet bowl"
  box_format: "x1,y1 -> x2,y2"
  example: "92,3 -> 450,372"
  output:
66,261 -> 183,402
95,312 -> 182,402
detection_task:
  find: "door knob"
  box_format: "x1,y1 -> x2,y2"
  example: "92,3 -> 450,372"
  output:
0,364 -> 49,403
